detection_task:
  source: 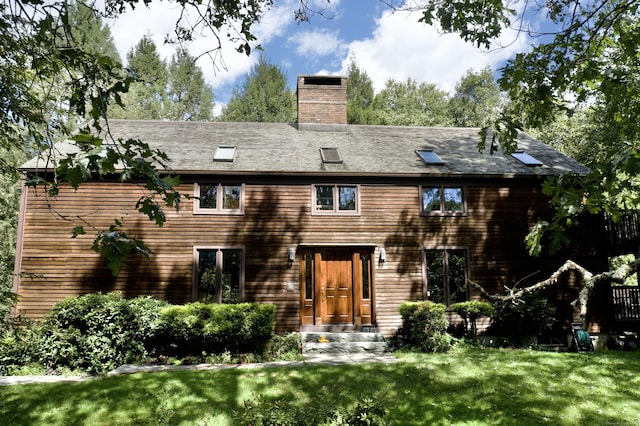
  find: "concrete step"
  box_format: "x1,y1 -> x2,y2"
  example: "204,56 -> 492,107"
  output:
301,332 -> 388,354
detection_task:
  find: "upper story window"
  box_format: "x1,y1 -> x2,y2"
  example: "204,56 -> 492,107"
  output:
421,186 -> 465,215
511,150 -> 542,166
313,184 -> 359,215
194,183 -> 244,214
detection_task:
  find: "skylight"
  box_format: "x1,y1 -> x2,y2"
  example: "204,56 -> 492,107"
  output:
213,146 -> 236,162
320,147 -> 343,163
511,150 -> 542,166
417,149 -> 445,165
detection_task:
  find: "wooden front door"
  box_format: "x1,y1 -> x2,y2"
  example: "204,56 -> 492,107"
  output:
300,247 -> 374,327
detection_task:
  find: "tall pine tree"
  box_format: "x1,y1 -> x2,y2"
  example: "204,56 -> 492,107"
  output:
346,57 -> 375,125
113,35 -> 167,120
165,48 -> 214,121
218,56 -> 295,123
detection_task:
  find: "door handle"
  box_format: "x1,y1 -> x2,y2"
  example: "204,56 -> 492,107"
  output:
321,286 -> 325,302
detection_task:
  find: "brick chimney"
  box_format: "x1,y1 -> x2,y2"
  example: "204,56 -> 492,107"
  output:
297,75 -> 347,131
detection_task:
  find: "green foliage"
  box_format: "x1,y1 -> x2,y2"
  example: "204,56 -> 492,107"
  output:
218,56 -> 296,123
450,301 -> 494,341
261,332 -> 302,362
235,391 -> 387,426
346,56 -> 376,124
449,67 -> 501,127
0,317 -> 42,371
38,293 -> 167,374
165,48 -> 214,121
489,291 -> 556,346
155,302 -> 276,356
398,301 -> 452,352
112,34 -> 168,120
373,78 -> 452,126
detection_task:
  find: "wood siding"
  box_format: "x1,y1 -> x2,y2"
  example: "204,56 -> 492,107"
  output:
14,177 -> 607,335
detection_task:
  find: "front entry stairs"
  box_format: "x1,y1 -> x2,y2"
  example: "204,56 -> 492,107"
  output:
301,332 -> 388,354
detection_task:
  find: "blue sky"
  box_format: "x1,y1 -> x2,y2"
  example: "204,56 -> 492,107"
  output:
108,1 -> 537,116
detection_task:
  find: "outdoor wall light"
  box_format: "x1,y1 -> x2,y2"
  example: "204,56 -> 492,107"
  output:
288,247 -> 296,262
379,247 -> 386,263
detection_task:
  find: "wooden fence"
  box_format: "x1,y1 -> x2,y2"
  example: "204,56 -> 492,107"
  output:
611,286 -> 640,331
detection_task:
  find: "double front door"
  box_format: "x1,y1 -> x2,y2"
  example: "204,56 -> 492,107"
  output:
300,247 -> 374,327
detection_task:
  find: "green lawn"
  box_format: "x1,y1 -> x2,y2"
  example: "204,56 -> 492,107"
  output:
2,347 -> 640,425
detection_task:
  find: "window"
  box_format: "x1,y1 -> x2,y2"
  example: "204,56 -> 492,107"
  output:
421,186 -> 464,215
194,248 -> 243,303
511,150 -> 543,166
424,248 -> 468,306
320,147 -> 342,164
313,185 -> 359,214
417,149 -> 445,165
213,146 -> 236,162
194,183 -> 243,214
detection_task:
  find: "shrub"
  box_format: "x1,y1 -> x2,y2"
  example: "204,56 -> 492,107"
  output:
398,301 -> 452,352
262,332 -> 302,362
489,291 -> 556,346
450,301 -> 494,341
154,302 -> 276,356
38,292 -> 167,374
0,317 -> 42,374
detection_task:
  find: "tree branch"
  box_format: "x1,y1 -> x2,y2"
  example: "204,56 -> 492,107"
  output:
470,258 -> 640,319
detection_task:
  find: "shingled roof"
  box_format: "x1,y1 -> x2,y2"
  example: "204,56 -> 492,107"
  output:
21,119 -> 589,178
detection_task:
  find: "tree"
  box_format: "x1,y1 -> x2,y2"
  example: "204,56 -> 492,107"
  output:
112,35 -> 167,120
1,0 -> 272,276
346,56 -> 376,124
449,67 -> 501,128
218,56 -> 296,122
392,0 -> 640,256
67,1 -> 120,63
373,78 -> 451,126
165,48 -> 214,121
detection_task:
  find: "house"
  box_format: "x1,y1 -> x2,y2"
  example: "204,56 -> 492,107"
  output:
12,75 -> 608,337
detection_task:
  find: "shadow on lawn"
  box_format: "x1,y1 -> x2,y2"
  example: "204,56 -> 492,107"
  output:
2,350 -> 640,425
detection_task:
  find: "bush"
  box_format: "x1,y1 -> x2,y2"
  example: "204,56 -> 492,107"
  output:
489,291 -> 556,346
262,332 -> 302,362
38,292 -> 167,374
398,301 -> 452,352
154,302 -> 276,356
450,301 -> 494,341
0,317 -> 42,374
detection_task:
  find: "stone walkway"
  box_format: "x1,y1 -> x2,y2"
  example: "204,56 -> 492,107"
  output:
0,352 -> 400,386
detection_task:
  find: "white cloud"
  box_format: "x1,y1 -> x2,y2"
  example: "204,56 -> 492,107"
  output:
288,29 -> 342,57
338,9 -> 530,93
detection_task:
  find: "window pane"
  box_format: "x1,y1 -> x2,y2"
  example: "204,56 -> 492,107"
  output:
422,188 -> 441,212
425,250 -> 445,304
362,254 -> 370,299
443,188 -> 463,212
316,186 -> 334,210
338,186 -> 357,211
448,250 -> 468,304
222,185 -> 241,209
304,254 -> 313,299
221,249 -> 242,303
199,185 -> 217,209
197,250 -> 218,302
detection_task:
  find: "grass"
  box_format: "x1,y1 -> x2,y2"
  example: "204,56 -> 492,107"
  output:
1,346 -> 640,425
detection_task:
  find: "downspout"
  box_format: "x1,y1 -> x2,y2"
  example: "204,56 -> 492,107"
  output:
10,177 -> 28,318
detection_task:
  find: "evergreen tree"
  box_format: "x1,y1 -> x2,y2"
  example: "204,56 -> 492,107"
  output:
67,1 -> 120,63
218,56 -> 295,123
112,35 -> 167,120
373,78 -> 451,127
449,67 -> 501,127
165,48 -> 214,121
346,57 -> 376,124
